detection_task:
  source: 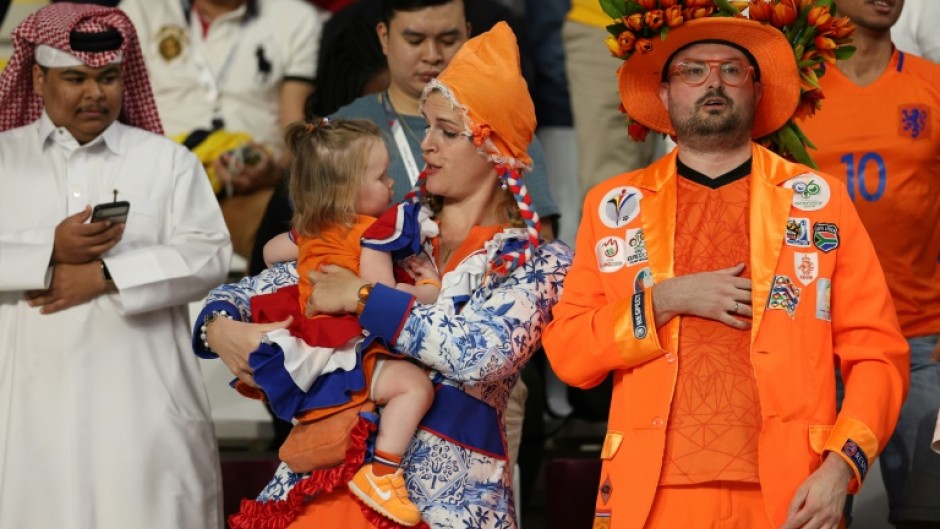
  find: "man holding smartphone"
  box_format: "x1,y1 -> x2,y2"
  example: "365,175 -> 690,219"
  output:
0,4 -> 232,528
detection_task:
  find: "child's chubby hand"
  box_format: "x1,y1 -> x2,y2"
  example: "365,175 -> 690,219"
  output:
402,255 -> 439,283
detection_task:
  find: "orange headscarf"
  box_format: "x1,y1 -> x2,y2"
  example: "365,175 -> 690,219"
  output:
423,21 -> 535,170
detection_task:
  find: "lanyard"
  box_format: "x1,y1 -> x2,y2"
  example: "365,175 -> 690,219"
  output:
182,0 -> 245,129
381,92 -> 421,186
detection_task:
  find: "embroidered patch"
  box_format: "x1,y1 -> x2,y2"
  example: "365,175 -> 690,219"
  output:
625,228 -> 649,265
813,222 -> 840,253
816,278 -> 832,321
593,510 -> 612,529
842,439 -> 869,480
599,187 -> 643,228
600,475 -> 613,505
634,267 -> 654,292
632,292 -> 647,339
595,236 -> 627,273
767,275 -> 801,318
785,217 -> 811,247
785,175 -> 831,211
899,105 -> 930,140
794,252 -> 819,286
156,25 -> 187,62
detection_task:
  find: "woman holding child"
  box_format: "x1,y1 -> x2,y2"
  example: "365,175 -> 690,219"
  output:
193,23 -> 571,529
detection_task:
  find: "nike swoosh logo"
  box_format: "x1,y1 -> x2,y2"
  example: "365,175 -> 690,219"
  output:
365,472 -> 393,501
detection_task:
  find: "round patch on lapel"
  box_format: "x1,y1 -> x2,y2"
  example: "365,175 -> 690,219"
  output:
784,174 -> 831,212
595,236 -> 627,273
598,187 -> 643,228
156,25 -> 188,62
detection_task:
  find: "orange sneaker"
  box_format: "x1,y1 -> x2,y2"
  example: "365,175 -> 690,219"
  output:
347,463 -> 421,526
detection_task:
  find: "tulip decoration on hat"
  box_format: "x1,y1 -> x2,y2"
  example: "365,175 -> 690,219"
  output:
603,0 -> 856,168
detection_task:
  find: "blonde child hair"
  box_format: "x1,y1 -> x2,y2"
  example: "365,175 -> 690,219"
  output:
285,117 -> 383,238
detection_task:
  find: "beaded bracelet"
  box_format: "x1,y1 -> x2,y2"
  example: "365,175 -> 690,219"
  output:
200,309 -> 233,352
416,278 -> 442,289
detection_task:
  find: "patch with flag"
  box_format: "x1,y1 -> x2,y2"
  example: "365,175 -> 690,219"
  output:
813,222 -> 839,253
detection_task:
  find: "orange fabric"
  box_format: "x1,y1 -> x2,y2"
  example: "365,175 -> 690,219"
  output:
287,489 -> 369,529
434,22 -> 535,168
435,224 -> 506,275
642,482 -> 776,529
296,215 -> 376,314
660,176 -> 761,485
544,144 -> 909,529
799,51 -> 940,337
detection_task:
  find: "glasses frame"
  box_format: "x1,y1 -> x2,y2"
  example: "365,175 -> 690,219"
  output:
667,59 -> 755,88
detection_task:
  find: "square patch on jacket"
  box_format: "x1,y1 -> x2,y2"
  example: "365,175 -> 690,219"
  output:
767,275 -> 801,318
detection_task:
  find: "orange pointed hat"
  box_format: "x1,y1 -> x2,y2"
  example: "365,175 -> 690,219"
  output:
422,21 -> 535,170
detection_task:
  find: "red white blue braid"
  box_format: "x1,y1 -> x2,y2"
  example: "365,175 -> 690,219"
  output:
489,166 -> 541,279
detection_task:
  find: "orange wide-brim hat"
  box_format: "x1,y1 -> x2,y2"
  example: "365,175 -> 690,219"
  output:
619,17 -> 799,139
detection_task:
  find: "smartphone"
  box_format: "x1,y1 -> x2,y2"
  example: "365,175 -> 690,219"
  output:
91,201 -> 131,223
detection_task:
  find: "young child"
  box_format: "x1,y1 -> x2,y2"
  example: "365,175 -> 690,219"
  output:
247,118 -> 438,526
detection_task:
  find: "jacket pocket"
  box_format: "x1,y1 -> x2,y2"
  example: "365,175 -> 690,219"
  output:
808,424 -> 834,455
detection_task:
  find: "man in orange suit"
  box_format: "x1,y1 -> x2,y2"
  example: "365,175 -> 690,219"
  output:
544,15 -> 909,529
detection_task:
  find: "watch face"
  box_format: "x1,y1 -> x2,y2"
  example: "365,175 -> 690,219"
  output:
356,284 -> 370,315
358,284 -> 372,301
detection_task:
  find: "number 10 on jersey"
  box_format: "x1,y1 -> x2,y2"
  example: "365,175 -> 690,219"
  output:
841,152 -> 886,202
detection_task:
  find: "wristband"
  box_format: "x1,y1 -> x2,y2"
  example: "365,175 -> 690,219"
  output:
416,278 -> 442,289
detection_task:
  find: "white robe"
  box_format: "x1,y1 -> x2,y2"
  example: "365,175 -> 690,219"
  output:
0,114 -> 231,529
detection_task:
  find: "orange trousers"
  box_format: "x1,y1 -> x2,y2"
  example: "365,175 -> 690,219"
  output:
643,482 -> 772,529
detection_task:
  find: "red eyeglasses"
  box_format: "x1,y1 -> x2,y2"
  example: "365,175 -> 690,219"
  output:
668,59 -> 755,87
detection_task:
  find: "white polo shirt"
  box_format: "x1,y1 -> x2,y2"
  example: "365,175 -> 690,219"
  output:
121,0 -> 325,154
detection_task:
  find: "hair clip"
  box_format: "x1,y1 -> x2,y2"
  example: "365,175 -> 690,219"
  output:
305,117 -> 332,133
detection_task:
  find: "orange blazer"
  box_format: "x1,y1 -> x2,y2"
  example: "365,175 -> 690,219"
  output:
543,145 -> 909,529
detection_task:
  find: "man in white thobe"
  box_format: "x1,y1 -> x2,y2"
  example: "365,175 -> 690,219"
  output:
0,4 -> 231,528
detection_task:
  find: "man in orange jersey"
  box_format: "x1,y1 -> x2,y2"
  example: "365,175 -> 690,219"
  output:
543,14 -> 909,529
799,1 -> 940,527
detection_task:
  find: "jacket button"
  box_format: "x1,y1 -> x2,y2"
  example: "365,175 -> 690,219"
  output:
665,353 -> 676,363
652,417 -> 664,428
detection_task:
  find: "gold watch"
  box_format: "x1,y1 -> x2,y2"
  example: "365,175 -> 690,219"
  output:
356,283 -> 374,315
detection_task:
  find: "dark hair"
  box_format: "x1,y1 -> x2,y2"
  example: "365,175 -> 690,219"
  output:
662,39 -> 761,83
379,0 -> 468,24
306,0 -> 388,117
